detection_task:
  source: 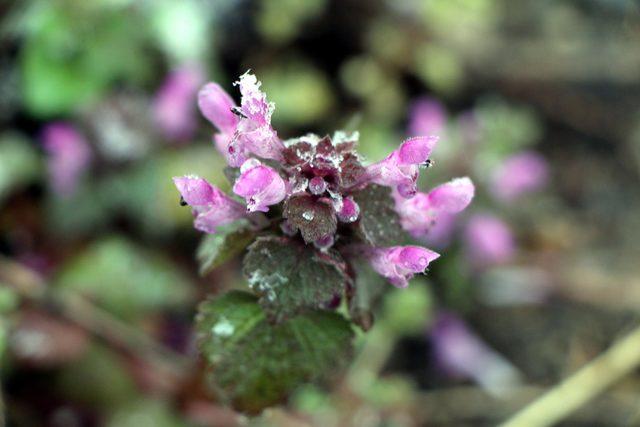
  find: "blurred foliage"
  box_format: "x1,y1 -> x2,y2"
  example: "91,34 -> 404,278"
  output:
54,237 -> 193,320
256,0 -> 326,45
20,0 -> 153,116
261,59 -> 335,128
55,343 -> 140,408
0,133 -> 41,204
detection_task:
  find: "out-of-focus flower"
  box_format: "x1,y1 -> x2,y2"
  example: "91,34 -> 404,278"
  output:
153,65 -> 204,141
464,213 -> 515,267
408,97 -> 447,136
41,123 -> 91,198
368,245 -> 440,288
422,212 -> 457,248
366,136 -> 439,198
173,176 -> 246,233
491,151 -> 548,202
430,311 -> 521,395
395,177 -> 474,238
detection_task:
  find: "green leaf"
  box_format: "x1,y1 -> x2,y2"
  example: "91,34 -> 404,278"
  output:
243,236 -> 347,321
196,291 -> 354,414
283,194 -> 337,243
55,237 -> 193,320
352,185 -> 408,246
196,221 -> 255,276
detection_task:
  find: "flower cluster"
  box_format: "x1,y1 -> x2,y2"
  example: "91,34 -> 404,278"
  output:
174,72 -> 474,288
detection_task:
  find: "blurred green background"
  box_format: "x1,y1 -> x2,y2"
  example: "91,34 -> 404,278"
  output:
1,0 -> 640,425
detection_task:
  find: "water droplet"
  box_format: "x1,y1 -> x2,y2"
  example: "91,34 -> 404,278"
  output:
302,210 -> 315,221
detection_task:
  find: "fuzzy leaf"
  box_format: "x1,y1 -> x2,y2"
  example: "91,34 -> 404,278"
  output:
196,220 -> 255,276
243,236 -> 347,321
283,194 -> 337,243
196,291 -> 353,414
353,184 -> 407,246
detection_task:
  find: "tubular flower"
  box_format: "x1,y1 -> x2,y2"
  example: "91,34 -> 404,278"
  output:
395,177 -> 475,238
173,176 -> 246,233
368,246 -> 440,288
174,71 -> 474,288
366,136 -> 438,198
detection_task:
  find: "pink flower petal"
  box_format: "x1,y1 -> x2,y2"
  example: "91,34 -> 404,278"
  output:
198,83 -> 238,135
394,177 -> 474,238
397,136 -> 438,165
232,161 -> 286,212
173,175 -> 246,233
173,176 -> 217,206
367,136 -> 438,198
369,245 -> 440,288
427,177 -> 475,213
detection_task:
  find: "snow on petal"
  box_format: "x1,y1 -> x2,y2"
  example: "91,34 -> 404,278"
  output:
42,123 -> 92,198
492,151 -> 548,202
368,245 -> 440,288
232,161 -> 286,212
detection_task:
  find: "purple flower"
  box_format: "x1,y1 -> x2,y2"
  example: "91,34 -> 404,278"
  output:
173,176 -> 246,233
368,245 -> 440,288
408,97 -> 447,136
41,123 -> 91,198
153,65 -> 204,141
177,72 -> 475,288
430,311 -> 521,393
492,151 -> 548,202
464,214 -> 515,267
395,177 -> 474,238
232,160 -> 287,212
367,136 -> 438,198
198,72 -> 284,167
